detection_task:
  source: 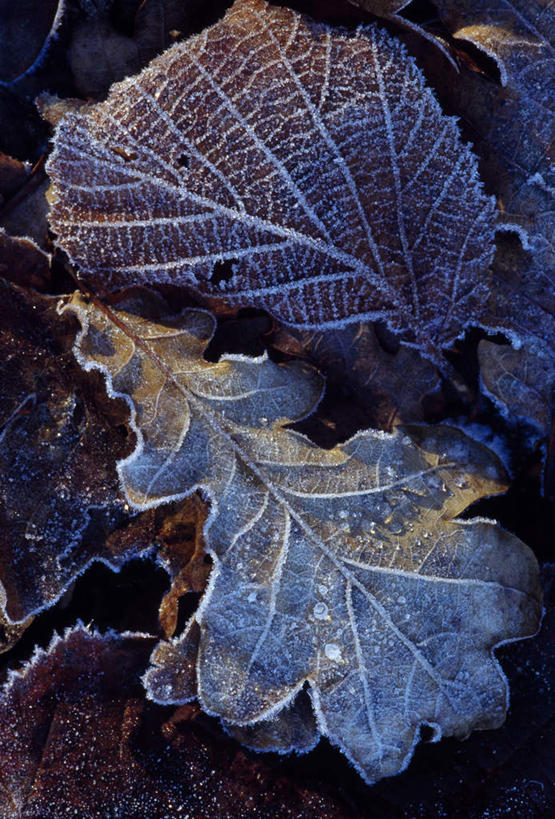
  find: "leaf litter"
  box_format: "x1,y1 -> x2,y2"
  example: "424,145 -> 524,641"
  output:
0,0 -> 552,806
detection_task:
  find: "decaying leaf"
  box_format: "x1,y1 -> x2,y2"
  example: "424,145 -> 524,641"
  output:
155,494 -> 211,639
272,322 -> 441,431
0,230 -> 51,290
0,281 -> 128,642
0,280 -> 215,649
67,0 -> 144,99
47,0 -> 497,359
64,293 -> 542,784
478,340 -> 553,435
0,153 -> 28,203
432,0 -> 554,354
0,625 -> 346,818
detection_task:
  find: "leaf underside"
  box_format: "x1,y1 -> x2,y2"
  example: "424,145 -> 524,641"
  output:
65,294 -> 542,784
47,0 -> 496,358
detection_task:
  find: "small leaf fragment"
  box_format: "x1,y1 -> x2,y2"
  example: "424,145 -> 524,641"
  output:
479,340 -> 554,434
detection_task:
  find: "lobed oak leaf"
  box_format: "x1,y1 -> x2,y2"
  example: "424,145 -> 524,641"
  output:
65,292 -> 542,784
47,0 -> 497,359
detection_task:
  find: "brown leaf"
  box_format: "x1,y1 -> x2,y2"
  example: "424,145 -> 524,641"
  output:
0,281 -> 128,641
272,322 -> 441,431
65,293 -> 542,784
155,495 -> 211,639
0,281 -> 215,648
478,340 -> 553,435
0,625 -> 347,817
0,230 -> 51,291
47,0 -> 497,359
133,0 -> 218,64
431,0 -> 554,353
67,1 -> 142,99
0,153 -> 28,203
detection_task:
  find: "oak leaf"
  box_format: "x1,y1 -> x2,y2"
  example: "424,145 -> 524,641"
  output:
65,293 -> 542,784
47,0 -> 497,359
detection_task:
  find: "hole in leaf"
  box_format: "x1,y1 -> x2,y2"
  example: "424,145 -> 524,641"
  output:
177,153 -> 190,169
210,259 -> 235,288
110,146 -> 137,162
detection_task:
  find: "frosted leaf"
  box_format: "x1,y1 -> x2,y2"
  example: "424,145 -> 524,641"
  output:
478,340 -> 553,435
0,625 -> 343,817
432,0 -> 555,355
224,689 -> 320,755
272,322 -> 441,430
65,293 -> 542,784
47,0 -> 496,358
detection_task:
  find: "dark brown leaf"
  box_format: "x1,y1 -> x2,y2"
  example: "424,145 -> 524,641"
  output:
0,231 -> 51,291
0,625 -> 347,818
0,281 -> 128,641
0,153 -> 28,203
0,281 -> 216,649
432,0 -> 554,354
478,340 -> 553,435
272,322 -> 441,431
0,0 -> 61,85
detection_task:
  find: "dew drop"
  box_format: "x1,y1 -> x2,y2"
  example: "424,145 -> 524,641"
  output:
324,643 -> 341,662
313,602 -> 328,619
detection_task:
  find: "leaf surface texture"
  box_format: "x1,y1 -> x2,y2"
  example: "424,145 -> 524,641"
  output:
47,0 -> 497,356
65,293 -> 542,783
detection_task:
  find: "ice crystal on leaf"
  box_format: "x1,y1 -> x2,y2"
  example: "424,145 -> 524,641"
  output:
64,293 -> 541,785
47,0 -> 497,359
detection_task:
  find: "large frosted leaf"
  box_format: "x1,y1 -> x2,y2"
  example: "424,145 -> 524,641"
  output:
47,0 -> 496,358
65,293 -> 542,784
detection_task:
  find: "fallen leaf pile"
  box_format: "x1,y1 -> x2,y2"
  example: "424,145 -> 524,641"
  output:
0,0 -> 553,814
